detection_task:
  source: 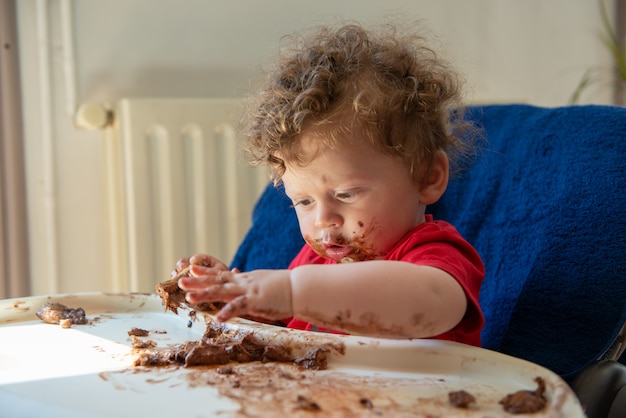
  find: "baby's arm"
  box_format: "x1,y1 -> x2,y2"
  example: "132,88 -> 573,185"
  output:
290,261 -> 466,338
179,259 -> 467,339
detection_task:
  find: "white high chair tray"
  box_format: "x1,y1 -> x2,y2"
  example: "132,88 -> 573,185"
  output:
0,292 -> 584,417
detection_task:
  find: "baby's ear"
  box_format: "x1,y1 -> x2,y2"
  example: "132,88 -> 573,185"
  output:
418,151 -> 449,205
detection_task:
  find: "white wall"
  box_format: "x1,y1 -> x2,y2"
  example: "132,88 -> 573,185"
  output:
16,0 -> 616,295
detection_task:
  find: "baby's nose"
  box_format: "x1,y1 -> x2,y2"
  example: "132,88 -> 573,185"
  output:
314,205 -> 342,229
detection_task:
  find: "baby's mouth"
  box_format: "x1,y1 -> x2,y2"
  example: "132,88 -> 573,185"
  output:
323,244 -> 355,261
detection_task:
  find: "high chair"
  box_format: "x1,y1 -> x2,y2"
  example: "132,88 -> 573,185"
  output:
230,104 -> 626,418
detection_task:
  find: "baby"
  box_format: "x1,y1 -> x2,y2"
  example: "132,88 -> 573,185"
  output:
176,23 -> 484,346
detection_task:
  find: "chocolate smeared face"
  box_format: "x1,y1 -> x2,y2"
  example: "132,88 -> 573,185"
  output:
282,128 -> 425,263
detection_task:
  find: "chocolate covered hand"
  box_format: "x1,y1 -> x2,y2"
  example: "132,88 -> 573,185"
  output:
178,267 -> 293,322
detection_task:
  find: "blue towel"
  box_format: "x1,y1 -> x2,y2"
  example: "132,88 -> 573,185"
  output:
231,183 -> 304,271
231,104 -> 626,381
430,104 -> 626,380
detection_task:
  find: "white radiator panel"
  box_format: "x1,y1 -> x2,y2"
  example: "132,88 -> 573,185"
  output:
105,98 -> 267,293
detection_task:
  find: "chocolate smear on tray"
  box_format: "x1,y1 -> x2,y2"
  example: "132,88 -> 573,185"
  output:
132,321 -> 338,371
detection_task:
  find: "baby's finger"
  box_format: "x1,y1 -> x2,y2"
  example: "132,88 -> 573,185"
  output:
178,274 -> 215,290
185,268 -> 233,285
188,264 -> 228,278
184,288 -> 219,305
189,254 -> 228,270
171,258 -> 190,277
184,282 -> 245,304
216,295 -> 249,322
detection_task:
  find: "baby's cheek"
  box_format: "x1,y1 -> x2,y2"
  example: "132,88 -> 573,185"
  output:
373,228 -> 408,256
297,216 -> 318,242
347,220 -> 382,257
303,235 -> 327,258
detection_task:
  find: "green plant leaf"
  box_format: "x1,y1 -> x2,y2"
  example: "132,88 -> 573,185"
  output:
569,69 -> 593,104
599,0 -> 626,79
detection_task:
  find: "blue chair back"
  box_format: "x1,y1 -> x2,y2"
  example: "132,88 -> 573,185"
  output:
429,104 -> 626,380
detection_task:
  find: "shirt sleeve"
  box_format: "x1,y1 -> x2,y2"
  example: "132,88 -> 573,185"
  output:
388,221 -> 485,346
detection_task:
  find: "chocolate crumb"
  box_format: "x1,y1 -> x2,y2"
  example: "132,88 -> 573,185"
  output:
499,377 -> 547,414
36,302 -> 88,326
293,348 -> 329,370
216,366 -> 235,375
448,390 -> 476,409
128,327 -> 150,337
59,318 -> 73,328
130,335 -> 156,349
359,398 -> 374,408
295,395 -> 321,412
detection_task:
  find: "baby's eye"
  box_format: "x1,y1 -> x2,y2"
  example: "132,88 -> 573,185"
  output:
292,198 -> 314,208
335,191 -> 358,201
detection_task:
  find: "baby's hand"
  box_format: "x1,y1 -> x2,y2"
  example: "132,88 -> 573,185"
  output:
178,269 -> 293,322
171,254 -> 229,279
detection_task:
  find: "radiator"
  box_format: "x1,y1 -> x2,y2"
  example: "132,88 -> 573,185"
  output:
100,98 -> 268,293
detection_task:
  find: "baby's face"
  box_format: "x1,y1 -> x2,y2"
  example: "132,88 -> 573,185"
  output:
281,133 -> 425,262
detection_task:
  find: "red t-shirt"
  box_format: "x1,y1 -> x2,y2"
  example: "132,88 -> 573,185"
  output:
285,215 -> 485,346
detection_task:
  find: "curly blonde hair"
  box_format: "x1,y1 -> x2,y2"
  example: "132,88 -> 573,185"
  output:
242,22 -> 475,183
